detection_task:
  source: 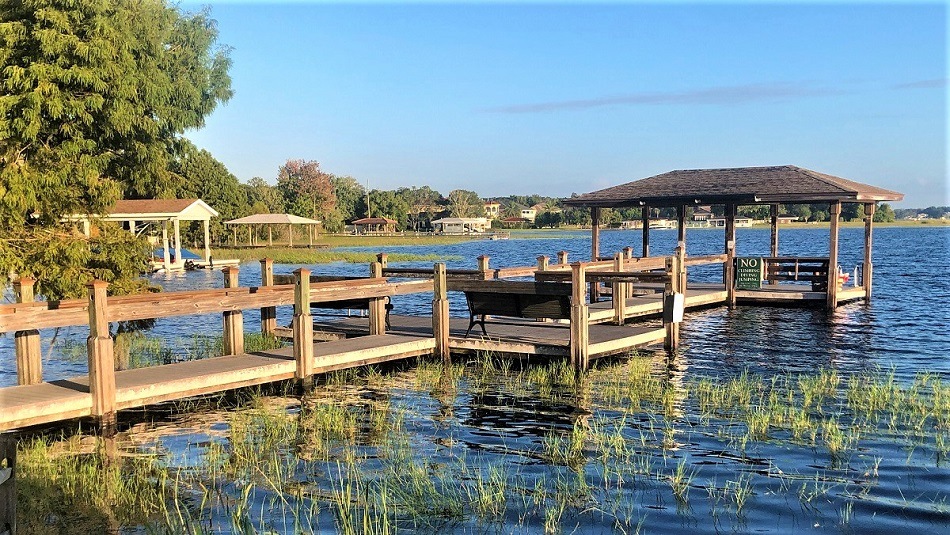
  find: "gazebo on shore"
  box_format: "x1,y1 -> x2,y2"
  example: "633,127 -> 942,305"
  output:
352,217 -> 398,234
224,214 -> 322,247
563,165 -> 903,308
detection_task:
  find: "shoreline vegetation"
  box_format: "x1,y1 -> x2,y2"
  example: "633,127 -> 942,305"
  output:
209,220 -> 948,264
13,334 -> 949,533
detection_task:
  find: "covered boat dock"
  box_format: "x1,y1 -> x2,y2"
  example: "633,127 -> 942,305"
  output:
563,165 -> 903,309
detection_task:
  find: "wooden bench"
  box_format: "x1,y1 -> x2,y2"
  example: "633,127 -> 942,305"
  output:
311,298 -> 393,329
450,281 -> 573,337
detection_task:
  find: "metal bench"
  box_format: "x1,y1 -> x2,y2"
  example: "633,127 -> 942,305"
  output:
462,290 -> 571,336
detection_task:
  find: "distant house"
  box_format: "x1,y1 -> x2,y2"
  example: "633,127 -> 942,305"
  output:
692,206 -> 713,221
708,217 -> 754,228
501,216 -> 531,228
521,207 -> 537,222
352,217 -> 398,234
483,201 -> 500,219
431,217 -> 490,234
777,216 -> 799,224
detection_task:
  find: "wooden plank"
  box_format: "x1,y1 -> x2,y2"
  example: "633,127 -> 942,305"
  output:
683,254 -> 729,266
589,328 -> 665,357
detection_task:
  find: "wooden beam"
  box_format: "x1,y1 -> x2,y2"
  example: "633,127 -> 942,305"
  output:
293,268 -> 314,385
827,201 -> 841,309
864,203 -> 875,301
13,278 -> 42,385
222,267 -> 244,355
87,280 -> 116,434
432,263 -> 450,365
260,258 -> 276,335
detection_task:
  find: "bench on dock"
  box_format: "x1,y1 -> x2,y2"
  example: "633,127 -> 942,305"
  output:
273,274 -> 393,327
449,280 -> 573,336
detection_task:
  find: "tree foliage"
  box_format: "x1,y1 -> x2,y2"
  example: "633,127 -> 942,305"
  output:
447,189 -> 482,218
172,142 -> 248,242
0,0 -> 232,298
276,159 -> 336,222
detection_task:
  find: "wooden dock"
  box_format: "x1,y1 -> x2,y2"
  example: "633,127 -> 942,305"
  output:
0,258 -> 681,434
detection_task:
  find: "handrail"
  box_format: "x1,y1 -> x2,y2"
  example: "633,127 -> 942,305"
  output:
0,278 -> 433,333
684,254 -> 729,266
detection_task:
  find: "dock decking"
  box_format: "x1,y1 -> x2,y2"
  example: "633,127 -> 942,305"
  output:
0,334 -> 434,432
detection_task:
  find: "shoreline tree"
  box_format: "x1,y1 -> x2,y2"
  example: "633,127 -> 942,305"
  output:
0,0 -> 232,298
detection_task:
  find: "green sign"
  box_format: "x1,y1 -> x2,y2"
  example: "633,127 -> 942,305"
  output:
735,257 -> 764,289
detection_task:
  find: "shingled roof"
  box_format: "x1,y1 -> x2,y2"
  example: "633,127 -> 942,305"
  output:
563,166 -> 903,208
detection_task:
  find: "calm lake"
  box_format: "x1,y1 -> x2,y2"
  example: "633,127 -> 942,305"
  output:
3,226 -> 949,533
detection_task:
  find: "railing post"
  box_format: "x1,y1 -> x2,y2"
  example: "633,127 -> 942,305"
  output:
477,255 -> 490,279
0,433 -> 15,534
376,253 -> 388,269
13,278 -> 42,385
87,280 -> 116,434
623,246 -> 634,260
557,251 -> 569,265
612,252 -> 625,325
260,258 -> 276,336
536,255 -> 551,322
222,267 -> 244,355
369,262 -> 386,335
432,263 -> 450,366
676,245 -> 687,294
292,268 -> 314,386
570,263 -> 589,373
724,203 -> 737,307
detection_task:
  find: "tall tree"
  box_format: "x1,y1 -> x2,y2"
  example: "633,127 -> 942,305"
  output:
172,142 -> 248,242
447,189 -> 483,218
244,177 -> 285,214
0,0 -> 232,298
276,159 -> 336,221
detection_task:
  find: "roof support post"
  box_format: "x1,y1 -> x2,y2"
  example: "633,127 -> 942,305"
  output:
864,203 -> 875,301
613,252 -> 626,325
676,204 -> 686,250
203,219 -> 211,263
173,218 -> 181,268
641,206 -> 650,257
590,207 -> 601,262
162,222 -> 171,271
770,204 -> 779,285
826,201 -> 841,309
288,224 -> 294,247
724,203 -> 737,306
268,225 -> 273,246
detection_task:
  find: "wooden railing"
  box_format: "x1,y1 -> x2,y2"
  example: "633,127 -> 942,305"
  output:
760,257 -> 830,290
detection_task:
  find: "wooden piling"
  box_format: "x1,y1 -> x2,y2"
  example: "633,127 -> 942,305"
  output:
641,206 -> 650,257
222,267 -> 244,355
376,253 -> 388,269
570,263 -> 590,372
87,281 -> 117,434
724,203 -> 737,306
826,201 -> 841,309
770,204 -> 779,285
13,278 -> 42,385
675,245 -> 687,294
664,256 -> 681,351
864,203 -> 875,301
432,263 -> 450,366
612,253 -> 626,325
292,268 -> 314,385
260,258 -> 276,336
0,433 -> 14,535
557,251 -> 569,265
369,262 -> 386,335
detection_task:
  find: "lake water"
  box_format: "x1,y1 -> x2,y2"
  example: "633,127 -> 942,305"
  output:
4,226 -> 949,533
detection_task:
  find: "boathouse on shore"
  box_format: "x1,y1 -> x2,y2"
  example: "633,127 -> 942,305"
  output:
563,165 -> 903,308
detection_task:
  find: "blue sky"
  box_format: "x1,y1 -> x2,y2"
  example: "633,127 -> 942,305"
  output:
182,1 -> 947,207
